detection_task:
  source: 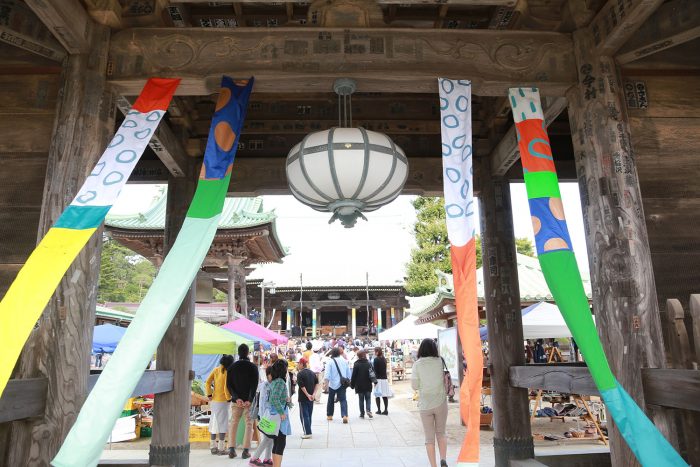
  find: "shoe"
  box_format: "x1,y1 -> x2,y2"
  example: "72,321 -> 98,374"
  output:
367,412 -> 373,419
242,449 -> 251,459
359,414 -> 364,419
263,460 -> 273,466
440,460 -> 448,467
301,434 -> 312,439
381,410 -> 388,415
342,416 -> 348,424
210,447 -> 219,455
228,448 -> 237,458
249,459 -> 265,467
327,415 -> 333,421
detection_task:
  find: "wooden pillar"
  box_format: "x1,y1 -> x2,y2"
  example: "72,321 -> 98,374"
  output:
566,30 -> 678,465
6,24 -> 114,467
238,265 -> 248,316
149,160 -> 197,467
226,255 -> 238,322
478,161 -> 534,466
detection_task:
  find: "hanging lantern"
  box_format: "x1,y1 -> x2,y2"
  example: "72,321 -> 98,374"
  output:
285,78 -> 408,228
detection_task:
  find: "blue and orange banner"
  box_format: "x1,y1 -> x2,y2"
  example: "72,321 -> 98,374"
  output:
0,78 -> 180,399
509,87 -> 685,467
439,78 -> 481,466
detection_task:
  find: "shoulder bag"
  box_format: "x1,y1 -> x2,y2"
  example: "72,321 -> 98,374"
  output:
333,358 -> 351,388
441,357 -> 455,397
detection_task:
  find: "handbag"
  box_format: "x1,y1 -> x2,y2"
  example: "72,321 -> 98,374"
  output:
258,409 -> 281,437
441,357 -> 455,397
248,391 -> 260,420
333,358 -> 351,388
368,363 -> 378,384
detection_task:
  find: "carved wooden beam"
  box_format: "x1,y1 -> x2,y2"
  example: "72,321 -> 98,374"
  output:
116,95 -> 188,177
107,28 -> 576,96
616,0 -> 700,65
509,364 -> 600,396
24,0 -> 91,54
587,0 -> 664,56
0,0 -> 66,61
173,0 -> 517,4
490,96 -> 567,176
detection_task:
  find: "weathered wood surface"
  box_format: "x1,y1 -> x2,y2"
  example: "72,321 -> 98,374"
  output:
116,95 -> 187,177
107,28 -> 576,96
509,365 -> 600,396
588,0 -> 664,56
691,296 -> 700,368
490,96 -> 567,176
175,0 -> 517,4
641,369 -> 700,412
0,372 -> 173,424
567,26 -> 678,465
666,300 -> 694,369
479,161 -> 534,466
24,0 -> 91,54
0,378 -> 47,423
0,114 -> 55,152
0,0 -> 66,61
150,162 -> 197,467
6,24 -> 115,467
616,0 -> 700,65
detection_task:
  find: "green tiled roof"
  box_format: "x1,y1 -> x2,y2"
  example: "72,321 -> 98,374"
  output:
106,194 -> 277,230
96,305 -> 134,322
408,253 -> 592,317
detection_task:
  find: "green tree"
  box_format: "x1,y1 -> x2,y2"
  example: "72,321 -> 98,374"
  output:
98,237 -> 156,303
405,196 -> 535,296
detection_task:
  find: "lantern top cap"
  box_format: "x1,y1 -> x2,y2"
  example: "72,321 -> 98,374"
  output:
333,78 -> 357,96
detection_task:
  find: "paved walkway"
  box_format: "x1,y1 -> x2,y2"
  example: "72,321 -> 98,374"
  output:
101,380 -> 606,466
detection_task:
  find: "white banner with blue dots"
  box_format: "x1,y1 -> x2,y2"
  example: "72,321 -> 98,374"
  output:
439,78 -> 474,248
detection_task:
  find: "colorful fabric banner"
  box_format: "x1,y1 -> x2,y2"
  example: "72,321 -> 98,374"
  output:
439,78 -> 481,467
53,76 -> 253,467
509,87 -> 686,467
0,78 -> 180,399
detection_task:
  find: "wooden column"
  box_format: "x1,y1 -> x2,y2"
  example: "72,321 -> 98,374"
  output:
478,160 -> 534,466
238,265 -> 248,316
226,255 -> 239,322
149,160 -> 197,467
566,30 -> 678,466
6,24 -> 114,467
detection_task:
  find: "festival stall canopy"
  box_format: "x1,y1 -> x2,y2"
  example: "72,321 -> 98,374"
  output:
221,327 -> 273,349
222,317 -> 287,345
93,324 -> 127,354
194,319 -> 253,355
378,315 -> 443,341
479,301 -> 587,340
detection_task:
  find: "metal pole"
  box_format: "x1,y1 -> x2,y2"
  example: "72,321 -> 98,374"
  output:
260,284 -> 265,326
366,272 -> 370,334
299,273 -> 303,332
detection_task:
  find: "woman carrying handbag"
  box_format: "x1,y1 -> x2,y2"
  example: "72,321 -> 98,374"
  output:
260,359 -> 292,467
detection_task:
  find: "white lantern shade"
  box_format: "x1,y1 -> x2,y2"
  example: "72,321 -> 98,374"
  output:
286,127 -> 408,226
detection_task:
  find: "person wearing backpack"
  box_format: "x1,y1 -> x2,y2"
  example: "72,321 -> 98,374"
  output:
411,338 -> 449,467
323,347 -> 350,423
350,349 -> 375,419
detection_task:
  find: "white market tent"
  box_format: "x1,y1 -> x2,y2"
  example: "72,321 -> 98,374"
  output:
480,301 -> 589,340
378,315 -> 444,341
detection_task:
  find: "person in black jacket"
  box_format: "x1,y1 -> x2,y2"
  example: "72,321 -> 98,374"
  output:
373,347 -> 393,415
350,349 -> 374,419
226,343 -> 259,459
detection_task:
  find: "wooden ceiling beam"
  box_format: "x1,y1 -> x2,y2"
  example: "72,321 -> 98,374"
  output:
116,95 -> 188,177
587,0 -> 664,56
0,0 -> 66,62
172,0 -> 517,4
490,96 -> 567,176
23,0 -> 91,54
107,27 -> 576,96
616,0 -> 700,65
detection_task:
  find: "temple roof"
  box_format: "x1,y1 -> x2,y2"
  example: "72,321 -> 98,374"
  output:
408,253 -> 593,319
106,195 -> 277,231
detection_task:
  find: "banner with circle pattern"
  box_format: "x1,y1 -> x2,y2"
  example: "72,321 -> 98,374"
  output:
439,78 -> 481,467
0,78 -> 180,400
509,87 -> 686,467
53,76 -> 254,467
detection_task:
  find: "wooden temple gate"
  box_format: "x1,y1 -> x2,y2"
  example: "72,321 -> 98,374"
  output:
0,0 -> 699,466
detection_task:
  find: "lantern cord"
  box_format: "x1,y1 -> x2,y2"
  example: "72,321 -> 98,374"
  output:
349,93 -> 353,127
338,92 -> 341,128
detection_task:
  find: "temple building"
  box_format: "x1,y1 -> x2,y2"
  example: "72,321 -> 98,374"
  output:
105,194 -> 286,319
410,253 -> 592,325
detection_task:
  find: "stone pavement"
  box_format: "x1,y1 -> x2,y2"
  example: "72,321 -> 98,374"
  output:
101,379 -> 606,466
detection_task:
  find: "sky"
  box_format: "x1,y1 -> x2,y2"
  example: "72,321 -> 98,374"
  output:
110,182 -> 590,281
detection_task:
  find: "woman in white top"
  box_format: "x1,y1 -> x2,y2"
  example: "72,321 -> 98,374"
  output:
411,338 -> 448,467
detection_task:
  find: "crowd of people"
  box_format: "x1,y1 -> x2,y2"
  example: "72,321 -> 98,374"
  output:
204,337 -> 451,467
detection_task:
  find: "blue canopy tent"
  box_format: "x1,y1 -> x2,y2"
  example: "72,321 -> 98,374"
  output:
92,324 -> 127,353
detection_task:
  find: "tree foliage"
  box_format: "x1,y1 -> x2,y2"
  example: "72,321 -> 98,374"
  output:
98,237 -> 156,303
404,196 -> 535,297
